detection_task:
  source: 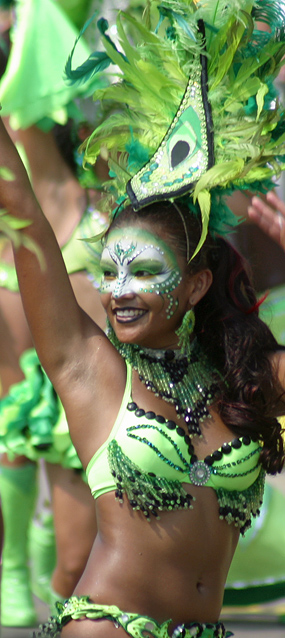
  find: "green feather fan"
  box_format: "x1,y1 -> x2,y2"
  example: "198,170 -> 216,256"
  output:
69,0 -> 285,250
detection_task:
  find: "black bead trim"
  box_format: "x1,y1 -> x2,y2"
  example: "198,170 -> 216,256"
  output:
127,399 -> 254,471
231,438 -> 242,449
127,402 -> 137,411
204,434 -> 253,464
212,450 -> 223,461
166,420 -> 176,430
222,443 -> 231,454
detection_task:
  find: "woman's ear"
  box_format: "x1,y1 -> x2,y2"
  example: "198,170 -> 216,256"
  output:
188,269 -> 213,307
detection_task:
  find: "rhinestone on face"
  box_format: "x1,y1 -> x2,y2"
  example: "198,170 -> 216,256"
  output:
189,460 -> 211,486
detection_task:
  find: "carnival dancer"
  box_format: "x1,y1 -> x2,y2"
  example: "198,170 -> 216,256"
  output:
0,0 -> 106,626
0,121 -> 107,627
1,2 -> 285,637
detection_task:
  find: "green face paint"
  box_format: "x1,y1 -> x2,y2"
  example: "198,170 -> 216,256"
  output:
100,226 -> 182,318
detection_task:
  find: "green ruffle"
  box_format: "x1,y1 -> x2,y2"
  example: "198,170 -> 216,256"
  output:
43,401 -> 83,471
0,349 -> 58,460
33,596 -> 232,638
0,348 -> 83,472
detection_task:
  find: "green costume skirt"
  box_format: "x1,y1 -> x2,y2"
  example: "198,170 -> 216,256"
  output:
33,596 -> 233,638
0,348 -> 83,471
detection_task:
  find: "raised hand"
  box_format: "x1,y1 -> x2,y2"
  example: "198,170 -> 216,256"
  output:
248,191 -> 285,251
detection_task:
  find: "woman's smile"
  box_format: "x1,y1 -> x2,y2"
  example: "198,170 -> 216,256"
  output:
113,306 -> 148,323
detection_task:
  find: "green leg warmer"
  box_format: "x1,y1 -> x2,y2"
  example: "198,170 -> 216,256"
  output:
29,511 -> 57,604
0,462 -> 38,627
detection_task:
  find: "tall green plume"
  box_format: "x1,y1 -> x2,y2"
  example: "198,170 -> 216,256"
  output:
68,0 -> 285,251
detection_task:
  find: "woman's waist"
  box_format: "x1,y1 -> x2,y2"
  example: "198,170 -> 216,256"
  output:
74,553 -> 226,625
76,510 -> 236,621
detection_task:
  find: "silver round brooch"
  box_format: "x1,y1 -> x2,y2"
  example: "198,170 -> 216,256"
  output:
189,460 -> 211,486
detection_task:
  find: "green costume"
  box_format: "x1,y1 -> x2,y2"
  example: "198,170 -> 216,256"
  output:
0,0 -> 105,130
33,597 -> 232,638
44,0 -> 285,634
0,0 -> 106,626
0,204 -> 104,626
87,358 -> 264,533
0,462 -> 38,626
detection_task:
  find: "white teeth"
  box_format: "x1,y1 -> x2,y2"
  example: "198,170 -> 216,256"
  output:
116,308 -> 145,318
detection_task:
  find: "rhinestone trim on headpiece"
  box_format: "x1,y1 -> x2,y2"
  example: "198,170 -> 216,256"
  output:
127,21 -> 214,211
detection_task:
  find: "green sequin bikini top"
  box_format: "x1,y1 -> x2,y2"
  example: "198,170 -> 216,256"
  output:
86,361 -> 265,535
0,206 -> 105,291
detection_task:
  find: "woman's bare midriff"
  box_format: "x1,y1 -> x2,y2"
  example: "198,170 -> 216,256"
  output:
59,364 -> 242,636
62,487 -> 239,636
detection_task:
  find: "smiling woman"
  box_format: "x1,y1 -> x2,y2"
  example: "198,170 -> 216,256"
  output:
99,206 -> 212,351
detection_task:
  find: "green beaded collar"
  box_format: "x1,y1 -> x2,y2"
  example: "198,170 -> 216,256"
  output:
106,321 -> 221,438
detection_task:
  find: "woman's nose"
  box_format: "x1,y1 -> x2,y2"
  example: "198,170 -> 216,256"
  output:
111,289 -> 136,300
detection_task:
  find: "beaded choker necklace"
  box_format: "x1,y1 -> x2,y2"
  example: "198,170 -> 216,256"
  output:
107,321 -> 221,437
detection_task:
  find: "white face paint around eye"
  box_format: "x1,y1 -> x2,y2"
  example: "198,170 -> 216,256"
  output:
99,226 -> 182,318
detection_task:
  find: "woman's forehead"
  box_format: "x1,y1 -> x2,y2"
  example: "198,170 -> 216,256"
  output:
104,224 -> 178,261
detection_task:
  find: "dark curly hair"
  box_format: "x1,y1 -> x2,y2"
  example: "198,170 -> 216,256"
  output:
109,199 -> 285,474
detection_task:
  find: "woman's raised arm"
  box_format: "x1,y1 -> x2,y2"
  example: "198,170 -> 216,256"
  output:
0,118 -> 98,381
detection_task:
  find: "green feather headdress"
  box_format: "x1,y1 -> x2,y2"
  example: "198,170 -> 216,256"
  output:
67,0 -> 285,255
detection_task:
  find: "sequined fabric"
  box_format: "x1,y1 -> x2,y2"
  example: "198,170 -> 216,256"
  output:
33,596 -> 233,638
